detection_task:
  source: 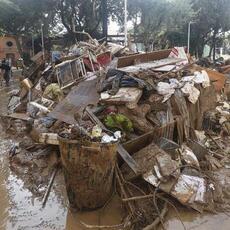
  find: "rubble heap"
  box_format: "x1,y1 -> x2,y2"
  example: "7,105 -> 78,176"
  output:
2,40 -> 230,229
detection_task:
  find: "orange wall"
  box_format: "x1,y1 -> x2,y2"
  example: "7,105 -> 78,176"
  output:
0,36 -> 20,65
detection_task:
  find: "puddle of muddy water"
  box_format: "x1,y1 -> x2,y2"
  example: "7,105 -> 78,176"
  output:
0,133 -> 123,230
160,207 -> 230,230
0,134 -> 67,230
0,82 -> 123,230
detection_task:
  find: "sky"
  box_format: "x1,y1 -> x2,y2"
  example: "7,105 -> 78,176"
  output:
108,18 -> 133,35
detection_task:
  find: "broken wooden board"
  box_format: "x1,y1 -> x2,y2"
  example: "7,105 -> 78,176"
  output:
187,140 -> 209,161
118,57 -> 185,73
117,49 -> 172,68
123,121 -> 178,156
153,65 -> 176,72
28,102 -> 51,113
4,113 -> 31,121
121,142 -> 179,181
49,79 -> 99,124
31,51 -> 43,64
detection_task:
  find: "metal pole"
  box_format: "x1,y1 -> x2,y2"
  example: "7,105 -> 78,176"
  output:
187,22 -> 191,54
102,0 -> 108,42
124,0 -> 128,46
41,23 -> 45,60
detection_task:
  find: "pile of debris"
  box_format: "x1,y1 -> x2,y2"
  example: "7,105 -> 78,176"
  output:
3,40 -> 230,229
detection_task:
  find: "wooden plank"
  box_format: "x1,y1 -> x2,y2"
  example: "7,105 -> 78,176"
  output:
117,49 -> 172,68
4,113 -> 31,121
118,57 -> 184,73
153,64 -> 176,72
123,131 -> 154,154
49,79 -> 99,124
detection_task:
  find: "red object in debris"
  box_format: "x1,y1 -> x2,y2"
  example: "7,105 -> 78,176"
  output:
84,52 -> 111,71
97,52 -> 111,67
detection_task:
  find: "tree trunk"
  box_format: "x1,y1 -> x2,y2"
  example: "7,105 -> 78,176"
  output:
209,46 -> 213,58
212,29 -> 217,61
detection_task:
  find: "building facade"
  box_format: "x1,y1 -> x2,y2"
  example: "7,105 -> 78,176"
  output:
0,36 -> 20,66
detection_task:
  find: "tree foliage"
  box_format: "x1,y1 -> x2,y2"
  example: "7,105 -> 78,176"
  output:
191,0 -> 230,58
0,0 -> 57,35
0,0 -> 229,58
126,0 -> 195,51
128,0 -> 169,50
56,0 -> 123,39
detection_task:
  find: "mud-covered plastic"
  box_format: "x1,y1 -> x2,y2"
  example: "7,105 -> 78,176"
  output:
58,136 -> 117,211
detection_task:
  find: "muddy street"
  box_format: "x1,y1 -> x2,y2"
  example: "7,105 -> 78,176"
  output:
0,75 -> 123,229
0,128 -> 122,230
0,0 -> 230,228
0,79 -> 67,230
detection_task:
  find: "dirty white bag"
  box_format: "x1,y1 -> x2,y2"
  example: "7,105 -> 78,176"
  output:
181,82 -> 200,104
193,71 -> 210,88
157,82 -> 175,102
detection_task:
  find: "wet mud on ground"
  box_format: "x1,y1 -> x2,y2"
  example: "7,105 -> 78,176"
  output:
0,72 -> 230,229
0,73 -> 124,229
162,209 -> 230,230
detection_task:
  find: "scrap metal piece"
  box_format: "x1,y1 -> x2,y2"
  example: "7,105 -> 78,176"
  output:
143,171 -> 159,187
180,144 -> 200,168
49,79 -> 99,124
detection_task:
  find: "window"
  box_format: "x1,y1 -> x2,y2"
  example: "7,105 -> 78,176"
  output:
6,41 -> 13,47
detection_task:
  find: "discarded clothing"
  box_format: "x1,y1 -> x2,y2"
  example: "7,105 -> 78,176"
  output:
43,83 -> 64,102
99,69 -> 152,95
104,114 -> 133,133
38,117 -> 56,128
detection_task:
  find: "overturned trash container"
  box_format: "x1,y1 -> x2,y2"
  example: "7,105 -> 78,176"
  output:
58,136 -> 117,211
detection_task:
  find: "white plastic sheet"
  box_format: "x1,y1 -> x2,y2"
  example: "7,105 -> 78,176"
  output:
101,131 -> 121,143
157,82 -> 176,102
181,82 -> 200,104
